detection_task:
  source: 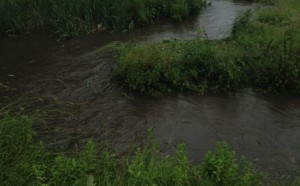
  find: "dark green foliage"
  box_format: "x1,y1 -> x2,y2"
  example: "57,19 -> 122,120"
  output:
115,40 -> 243,95
115,0 -> 300,95
0,115 -> 266,185
0,0 -> 203,38
201,142 -> 263,186
0,114 -> 97,185
232,0 -> 300,92
187,0 -> 203,12
232,10 -> 252,37
171,0 -> 189,21
0,115 -> 37,185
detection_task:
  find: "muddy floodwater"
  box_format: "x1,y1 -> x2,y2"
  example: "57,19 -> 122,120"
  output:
0,0 -> 299,176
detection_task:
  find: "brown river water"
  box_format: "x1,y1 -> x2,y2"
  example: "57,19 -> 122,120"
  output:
0,0 -> 299,177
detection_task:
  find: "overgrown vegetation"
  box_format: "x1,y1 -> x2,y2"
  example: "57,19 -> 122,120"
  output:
0,0 -> 203,39
115,40 -> 244,95
1,0 -> 300,185
114,0 -> 300,95
232,0 -> 300,92
0,115 -> 266,185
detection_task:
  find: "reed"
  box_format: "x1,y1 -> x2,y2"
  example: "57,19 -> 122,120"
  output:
0,0 -> 204,38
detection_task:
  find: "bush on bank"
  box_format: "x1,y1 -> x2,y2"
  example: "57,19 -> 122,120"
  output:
114,0 -> 300,95
115,40 -> 244,95
0,0 -> 203,39
0,115 -> 265,185
232,0 -> 300,92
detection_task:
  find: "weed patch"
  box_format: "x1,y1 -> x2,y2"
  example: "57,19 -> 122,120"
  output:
115,40 -> 243,95
114,0 -> 300,95
0,115 -> 267,185
0,0 -> 204,38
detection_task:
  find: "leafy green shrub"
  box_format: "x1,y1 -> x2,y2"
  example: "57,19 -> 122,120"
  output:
187,0 -> 204,12
44,142 -> 96,185
232,0 -> 300,93
0,115 -> 266,185
182,40 -> 243,91
115,39 -> 244,95
115,21 -> 299,94
114,0 -> 300,95
201,142 -> 263,186
232,10 -> 252,37
0,115 -> 97,185
171,0 -> 189,21
115,43 -> 170,94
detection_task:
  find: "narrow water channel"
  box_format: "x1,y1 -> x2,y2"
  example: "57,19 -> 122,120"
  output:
0,0 -> 299,175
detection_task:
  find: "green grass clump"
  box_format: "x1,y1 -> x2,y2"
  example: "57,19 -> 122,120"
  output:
231,0 -> 300,92
115,40 -> 243,95
201,142 -> 263,185
0,115 -> 265,185
114,0 -> 300,95
0,0 -> 204,38
0,114 -> 97,185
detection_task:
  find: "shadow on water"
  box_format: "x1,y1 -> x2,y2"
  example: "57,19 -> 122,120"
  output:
143,91 -> 300,175
0,0 -> 299,176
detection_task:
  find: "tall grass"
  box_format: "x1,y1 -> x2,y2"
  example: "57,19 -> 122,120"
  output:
114,0 -> 300,95
115,40 -> 243,95
0,115 -> 266,185
0,0 -> 203,38
232,0 -> 300,92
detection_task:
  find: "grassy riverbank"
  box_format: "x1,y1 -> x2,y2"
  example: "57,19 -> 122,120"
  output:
0,115 -> 266,185
2,114 -> 300,185
1,0 -> 299,185
0,0 -> 203,39
114,0 -> 300,95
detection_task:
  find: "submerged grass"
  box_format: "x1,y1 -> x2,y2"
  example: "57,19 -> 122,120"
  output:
0,0 -> 203,39
0,115 -> 265,185
114,0 -> 300,95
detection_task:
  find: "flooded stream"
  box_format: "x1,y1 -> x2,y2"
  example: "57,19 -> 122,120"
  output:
0,0 -> 299,176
